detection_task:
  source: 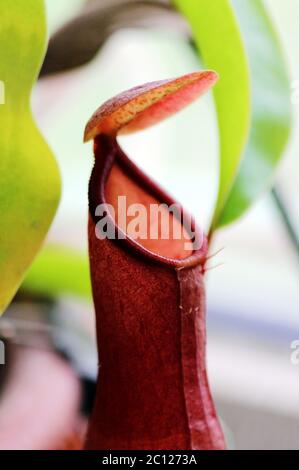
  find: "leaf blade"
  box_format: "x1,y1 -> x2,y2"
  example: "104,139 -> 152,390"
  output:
173,0 -> 251,227
218,0 -> 292,226
21,246 -> 91,299
0,0 -> 61,314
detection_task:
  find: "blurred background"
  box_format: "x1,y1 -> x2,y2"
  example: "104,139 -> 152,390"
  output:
0,0 -> 298,450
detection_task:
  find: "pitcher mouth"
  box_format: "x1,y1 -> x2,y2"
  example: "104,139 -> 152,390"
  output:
89,135 -> 207,270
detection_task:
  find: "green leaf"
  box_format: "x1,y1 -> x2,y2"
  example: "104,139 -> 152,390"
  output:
21,246 -> 91,299
0,0 -> 61,314
218,0 -> 292,226
173,0 -> 251,228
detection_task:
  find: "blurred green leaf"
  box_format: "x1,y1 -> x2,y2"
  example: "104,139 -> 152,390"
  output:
0,0 -> 61,314
173,0 -> 251,228
218,0 -> 292,226
21,246 -> 91,299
